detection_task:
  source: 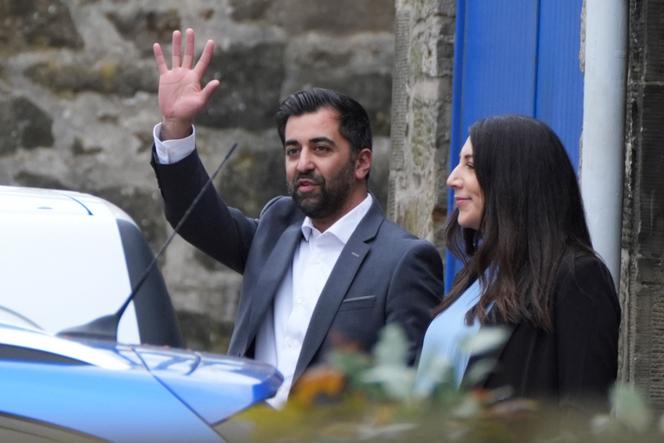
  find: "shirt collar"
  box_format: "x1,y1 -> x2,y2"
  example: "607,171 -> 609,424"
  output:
301,194 -> 373,244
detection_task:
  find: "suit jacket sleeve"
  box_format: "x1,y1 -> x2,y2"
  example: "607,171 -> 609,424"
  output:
555,254 -> 621,406
386,240 -> 444,364
150,148 -> 258,274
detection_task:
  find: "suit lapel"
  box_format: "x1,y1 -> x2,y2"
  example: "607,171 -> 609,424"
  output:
293,200 -> 384,381
239,224 -> 303,354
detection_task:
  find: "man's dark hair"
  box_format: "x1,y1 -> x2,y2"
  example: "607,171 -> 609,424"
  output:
275,87 -> 373,154
438,115 -> 595,331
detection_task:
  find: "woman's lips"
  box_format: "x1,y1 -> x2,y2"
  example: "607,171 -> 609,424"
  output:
455,197 -> 471,207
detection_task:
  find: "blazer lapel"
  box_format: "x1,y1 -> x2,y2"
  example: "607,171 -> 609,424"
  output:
238,224 -> 303,355
293,199 -> 384,381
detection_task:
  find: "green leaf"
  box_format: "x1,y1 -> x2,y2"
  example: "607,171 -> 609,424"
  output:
462,358 -> 497,387
611,383 -> 653,433
373,324 -> 409,367
412,353 -> 453,398
452,394 -> 482,418
458,326 -> 509,356
361,364 -> 416,401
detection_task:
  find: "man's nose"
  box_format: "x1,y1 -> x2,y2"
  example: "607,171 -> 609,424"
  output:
296,148 -> 314,172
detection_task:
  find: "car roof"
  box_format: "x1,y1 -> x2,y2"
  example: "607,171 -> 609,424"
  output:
0,185 -> 140,342
0,185 -> 134,222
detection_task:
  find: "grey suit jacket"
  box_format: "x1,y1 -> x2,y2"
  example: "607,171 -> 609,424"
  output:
152,149 -> 444,383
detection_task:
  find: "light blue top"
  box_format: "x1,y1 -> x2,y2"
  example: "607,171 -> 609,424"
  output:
417,279 -> 482,388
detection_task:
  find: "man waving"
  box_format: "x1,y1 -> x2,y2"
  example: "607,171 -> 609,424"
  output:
150,28 -> 443,406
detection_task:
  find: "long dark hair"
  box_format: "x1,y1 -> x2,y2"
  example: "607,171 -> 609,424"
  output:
437,115 -> 594,330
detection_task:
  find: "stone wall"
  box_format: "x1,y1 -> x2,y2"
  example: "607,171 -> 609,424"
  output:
620,0 -> 664,410
0,0 -> 396,351
389,0 -> 454,248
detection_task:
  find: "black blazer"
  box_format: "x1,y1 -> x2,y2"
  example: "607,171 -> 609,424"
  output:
467,251 -> 620,408
151,149 -> 444,383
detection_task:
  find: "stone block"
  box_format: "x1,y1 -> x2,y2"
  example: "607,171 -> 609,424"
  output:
215,143 -> 288,218
636,257 -> 664,286
196,42 -> 286,131
637,84 -> 664,256
231,0 -> 394,34
24,60 -> 156,97
0,0 -> 83,53
14,171 -> 67,190
643,0 -> 664,81
106,9 -> 182,57
228,0 -> 272,21
0,96 -> 54,155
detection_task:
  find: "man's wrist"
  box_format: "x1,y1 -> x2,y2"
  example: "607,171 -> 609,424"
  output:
160,119 -> 193,141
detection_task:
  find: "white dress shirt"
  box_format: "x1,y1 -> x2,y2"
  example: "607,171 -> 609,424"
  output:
255,193 -> 372,407
153,123 -> 196,164
152,123 -> 373,408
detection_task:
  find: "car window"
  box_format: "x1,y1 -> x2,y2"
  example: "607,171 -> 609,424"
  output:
0,344 -> 87,365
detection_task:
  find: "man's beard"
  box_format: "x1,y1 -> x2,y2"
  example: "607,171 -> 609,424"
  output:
288,161 -> 356,220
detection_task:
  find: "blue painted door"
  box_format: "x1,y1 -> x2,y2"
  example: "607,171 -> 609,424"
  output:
446,0 -> 584,290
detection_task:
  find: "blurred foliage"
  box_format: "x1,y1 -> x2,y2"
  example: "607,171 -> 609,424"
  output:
221,325 -> 664,442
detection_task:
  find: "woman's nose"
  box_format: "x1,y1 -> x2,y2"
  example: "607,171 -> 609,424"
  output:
447,166 -> 461,188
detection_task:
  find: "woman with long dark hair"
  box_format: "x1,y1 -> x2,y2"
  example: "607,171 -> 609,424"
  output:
418,115 -> 620,407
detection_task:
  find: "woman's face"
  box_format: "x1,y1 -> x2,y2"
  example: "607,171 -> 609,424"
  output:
447,137 -> 484,230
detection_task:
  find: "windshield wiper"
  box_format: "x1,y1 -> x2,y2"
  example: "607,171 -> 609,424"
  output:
58,143 -> 238,342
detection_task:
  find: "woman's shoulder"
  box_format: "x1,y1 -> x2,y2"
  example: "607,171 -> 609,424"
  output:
555,248 -> 618,306
558,248 -> 610,278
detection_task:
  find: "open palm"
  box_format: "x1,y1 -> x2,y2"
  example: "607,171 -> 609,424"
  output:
153,29 -> 219,137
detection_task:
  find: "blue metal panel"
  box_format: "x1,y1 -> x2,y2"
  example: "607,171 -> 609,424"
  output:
446,0 -> 584,291
0,362 -> 222,442
535,0 -> 584,170
458,0 -> 539,130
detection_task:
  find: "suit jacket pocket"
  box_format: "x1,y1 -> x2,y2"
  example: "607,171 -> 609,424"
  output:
338,295 -> 376,311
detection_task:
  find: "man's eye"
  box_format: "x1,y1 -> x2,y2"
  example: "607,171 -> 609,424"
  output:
314,145 -> 331,152
286,148 -> 299,156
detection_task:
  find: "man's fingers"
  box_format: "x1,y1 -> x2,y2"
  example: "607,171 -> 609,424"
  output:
182,28 -> 195,69
153,43 -> 168,75
193,39 -> 216,78
201,79 -> 220,103
171,30 -> 182,68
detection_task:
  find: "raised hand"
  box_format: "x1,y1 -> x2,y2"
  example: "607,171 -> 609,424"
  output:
153,28 -> 220,140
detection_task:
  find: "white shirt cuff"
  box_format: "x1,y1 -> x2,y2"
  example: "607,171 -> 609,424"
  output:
152,122 -> 196,164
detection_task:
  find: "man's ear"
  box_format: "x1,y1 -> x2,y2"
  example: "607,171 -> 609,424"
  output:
354,148 -> 372,180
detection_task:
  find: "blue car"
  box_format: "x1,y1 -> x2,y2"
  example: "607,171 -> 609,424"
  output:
0,186 -> 282,441
0,322 -> 282,442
